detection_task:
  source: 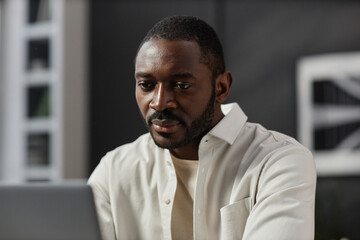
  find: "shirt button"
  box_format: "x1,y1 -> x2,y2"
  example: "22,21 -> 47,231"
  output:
164,199 -> 171,205
167,161 -> 172,167
197,209 -> 201,215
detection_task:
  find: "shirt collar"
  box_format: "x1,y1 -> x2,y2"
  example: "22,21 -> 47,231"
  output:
208,103 -> 248,145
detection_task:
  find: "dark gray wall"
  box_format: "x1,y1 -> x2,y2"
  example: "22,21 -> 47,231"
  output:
316,175 -> 360,239
89,0 -> 360,172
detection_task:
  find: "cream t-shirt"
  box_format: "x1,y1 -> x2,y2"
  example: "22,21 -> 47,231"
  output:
171,154 -> 199,240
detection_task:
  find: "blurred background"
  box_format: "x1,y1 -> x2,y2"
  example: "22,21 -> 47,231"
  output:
0,0 -> 360,239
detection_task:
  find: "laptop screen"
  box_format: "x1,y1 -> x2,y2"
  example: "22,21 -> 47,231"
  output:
0,183 -> 102,240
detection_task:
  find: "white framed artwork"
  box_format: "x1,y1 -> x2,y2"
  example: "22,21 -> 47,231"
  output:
297,52 -> 360,176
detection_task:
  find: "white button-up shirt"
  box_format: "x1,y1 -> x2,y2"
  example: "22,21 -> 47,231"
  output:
88,103 -> 316,240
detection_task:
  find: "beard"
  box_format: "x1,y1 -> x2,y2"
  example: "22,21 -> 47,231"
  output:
145,90 -> 216,150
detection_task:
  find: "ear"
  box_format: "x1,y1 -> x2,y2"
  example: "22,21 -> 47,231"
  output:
215,71 -> 232,103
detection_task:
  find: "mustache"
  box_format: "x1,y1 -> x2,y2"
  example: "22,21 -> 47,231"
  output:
147,110 -> 185,125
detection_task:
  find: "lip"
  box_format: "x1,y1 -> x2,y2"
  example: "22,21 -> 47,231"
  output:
151,119 -> 181,133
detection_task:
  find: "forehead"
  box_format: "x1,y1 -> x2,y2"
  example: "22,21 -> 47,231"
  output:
135,39 -> 203,71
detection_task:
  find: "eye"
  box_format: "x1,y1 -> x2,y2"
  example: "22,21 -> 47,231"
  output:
138,81 -> 156,91
174,82 -> 191,90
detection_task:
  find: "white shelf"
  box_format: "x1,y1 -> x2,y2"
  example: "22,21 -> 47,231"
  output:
0,0 -> 88,182
26,166 -> 58,181
25,119 -> 53,132
23,22 -> 54,39
25,70 -> 53,85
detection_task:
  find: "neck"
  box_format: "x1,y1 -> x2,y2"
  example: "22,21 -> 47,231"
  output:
170,141 -> 200,160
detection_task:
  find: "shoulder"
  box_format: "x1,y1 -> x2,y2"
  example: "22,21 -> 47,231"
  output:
242,121 -> 311,155
239,122 -> 315,184
100,133 -> 162,168
245,123 -> 316,192
106,133 -> 153,159
88,133 -> 167,188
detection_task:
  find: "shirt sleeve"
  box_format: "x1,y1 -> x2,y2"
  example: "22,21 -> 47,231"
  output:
88,155 -> 116,240
242,147 -> 317,240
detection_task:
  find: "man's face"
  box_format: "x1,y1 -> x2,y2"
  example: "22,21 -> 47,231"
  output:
135,39 -> 217,151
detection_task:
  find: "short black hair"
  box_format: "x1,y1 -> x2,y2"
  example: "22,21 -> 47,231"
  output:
137,15 -> 225,78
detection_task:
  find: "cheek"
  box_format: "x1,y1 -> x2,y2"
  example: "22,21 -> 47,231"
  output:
187,91 -> 212,113
135,91 -> 151,116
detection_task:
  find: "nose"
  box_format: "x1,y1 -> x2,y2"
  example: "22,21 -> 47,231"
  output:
149,83 -> 177,111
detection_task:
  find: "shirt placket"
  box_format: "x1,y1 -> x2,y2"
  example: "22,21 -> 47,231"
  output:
194,137 -> 213,240
161,157 -> 177,240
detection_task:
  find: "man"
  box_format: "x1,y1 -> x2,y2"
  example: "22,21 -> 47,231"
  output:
88,15 -> 316,240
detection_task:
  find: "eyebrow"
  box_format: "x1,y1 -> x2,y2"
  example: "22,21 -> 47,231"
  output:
135,72 -> 194,80
135,72 -> 152,79
170,72 -> 194,80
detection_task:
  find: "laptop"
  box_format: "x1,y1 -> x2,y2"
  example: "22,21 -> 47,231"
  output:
0,182 -> 102,240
